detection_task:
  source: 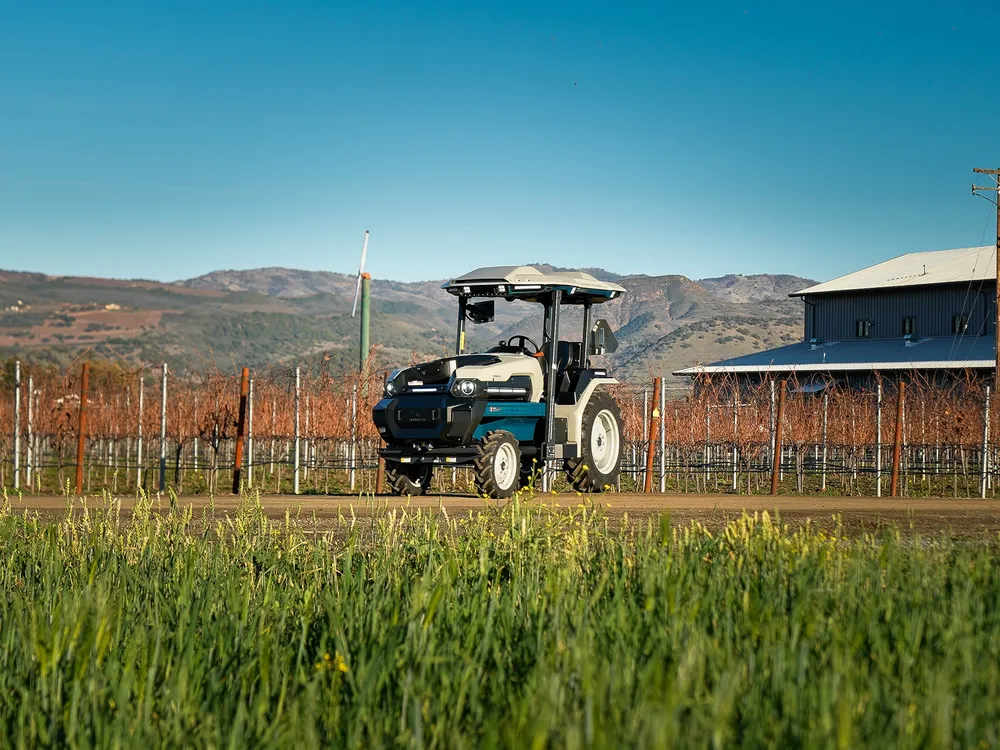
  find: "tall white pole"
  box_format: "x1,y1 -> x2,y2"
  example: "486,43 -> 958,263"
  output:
659,382 -> 666,493
821,392 -> 829,492
293,367 -> 300,495
876,381 -> 882,498
193,396 -> 199,469
136,372 -> 144,489
13,361 -> 21,490
248,377 -> 254,488
159,363 -> 167,493
26,374 -> 33,489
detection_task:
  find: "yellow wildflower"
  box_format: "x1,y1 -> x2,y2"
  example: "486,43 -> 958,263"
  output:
335,653 -> 349,673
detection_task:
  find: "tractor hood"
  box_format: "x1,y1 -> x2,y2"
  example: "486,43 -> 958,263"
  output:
394,354 -> 499,387
388,353 -> 544,401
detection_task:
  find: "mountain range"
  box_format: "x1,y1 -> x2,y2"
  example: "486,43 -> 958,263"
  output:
0,265 -> 814,387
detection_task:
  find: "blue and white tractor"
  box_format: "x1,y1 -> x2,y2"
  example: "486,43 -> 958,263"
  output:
373,266 -> 625,498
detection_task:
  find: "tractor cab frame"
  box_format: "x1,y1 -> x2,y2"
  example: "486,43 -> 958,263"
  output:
447,266 -> 623,463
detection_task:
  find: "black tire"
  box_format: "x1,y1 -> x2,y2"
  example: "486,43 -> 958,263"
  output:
473,431 -> 522,499
386,462 -> 433,496
565,389 -> 622,492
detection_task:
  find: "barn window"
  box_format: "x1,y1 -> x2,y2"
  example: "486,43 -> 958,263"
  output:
855,319 -> 872,338
952,314 -> 969,334
902,317 -> 916,336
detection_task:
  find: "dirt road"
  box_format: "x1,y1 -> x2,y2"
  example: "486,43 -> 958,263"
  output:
11,492 -> 1000,537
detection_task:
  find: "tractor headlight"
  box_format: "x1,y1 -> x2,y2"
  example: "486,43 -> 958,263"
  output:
450,378 -> 481,398
384,370 -> 402,397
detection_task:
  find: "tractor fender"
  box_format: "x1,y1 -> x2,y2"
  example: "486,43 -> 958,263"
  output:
554,377 -> 618,445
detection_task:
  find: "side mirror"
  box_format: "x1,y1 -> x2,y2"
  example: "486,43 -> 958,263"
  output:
466,300 -> 495,324
589,319 -> 618,355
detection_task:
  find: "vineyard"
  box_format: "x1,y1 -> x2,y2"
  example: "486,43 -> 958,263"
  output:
1,360 -> 998,497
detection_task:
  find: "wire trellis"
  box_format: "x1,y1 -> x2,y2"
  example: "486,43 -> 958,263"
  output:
1,362 -> 997,497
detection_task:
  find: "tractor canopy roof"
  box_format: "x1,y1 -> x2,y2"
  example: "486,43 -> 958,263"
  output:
442,265 -> 625,304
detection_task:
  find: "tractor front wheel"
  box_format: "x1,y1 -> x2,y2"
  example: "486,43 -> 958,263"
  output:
565,389 -> 622,492
386,463 -> 433,496
474,431 -> 522,499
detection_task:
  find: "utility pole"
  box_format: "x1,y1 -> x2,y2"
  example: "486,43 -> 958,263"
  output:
973,168 -> 1000,389
359,272 -> 371,401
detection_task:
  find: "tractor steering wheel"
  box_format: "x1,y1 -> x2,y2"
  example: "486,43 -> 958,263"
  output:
505,334 -> 540,355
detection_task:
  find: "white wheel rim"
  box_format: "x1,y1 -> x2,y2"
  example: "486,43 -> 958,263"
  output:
591,409 -> 620,474
494,442 -> 518,490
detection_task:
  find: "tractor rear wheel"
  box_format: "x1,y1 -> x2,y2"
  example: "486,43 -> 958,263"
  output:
386,463 -> 433,496
474,431 -> 522,499
565,389 -> 622,492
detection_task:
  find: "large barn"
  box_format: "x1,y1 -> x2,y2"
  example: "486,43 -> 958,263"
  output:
674,246 -> 997,390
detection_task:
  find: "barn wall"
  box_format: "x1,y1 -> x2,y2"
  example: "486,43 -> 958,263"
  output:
803,283 -> 995,341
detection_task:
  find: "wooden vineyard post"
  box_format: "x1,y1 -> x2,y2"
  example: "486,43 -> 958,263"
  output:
232,367 -> 250,494
374,454 -> 385,494
644,378 -> 661,493
770,379 -> 786,495
890,381 -> 905,497
75,362 -> 90,496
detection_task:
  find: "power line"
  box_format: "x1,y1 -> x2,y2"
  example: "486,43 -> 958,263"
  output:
972,168 -> 1000,390
948,203 -> 995,361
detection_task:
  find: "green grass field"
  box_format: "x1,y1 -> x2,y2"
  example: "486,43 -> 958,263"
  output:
1,491 -> 998,748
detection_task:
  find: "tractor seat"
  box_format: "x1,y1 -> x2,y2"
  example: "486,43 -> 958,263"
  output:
538,341 -> 583,403
538,341 -> 580,371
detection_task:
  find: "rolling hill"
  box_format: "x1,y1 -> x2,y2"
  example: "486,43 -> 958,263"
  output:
0,266 -> 813,387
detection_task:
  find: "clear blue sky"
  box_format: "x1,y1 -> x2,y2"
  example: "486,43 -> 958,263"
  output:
1,1 -> 997,284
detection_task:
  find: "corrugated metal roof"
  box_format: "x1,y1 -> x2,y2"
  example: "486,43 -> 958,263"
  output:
791,246 -> 996,296
673,335 -> 994,376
